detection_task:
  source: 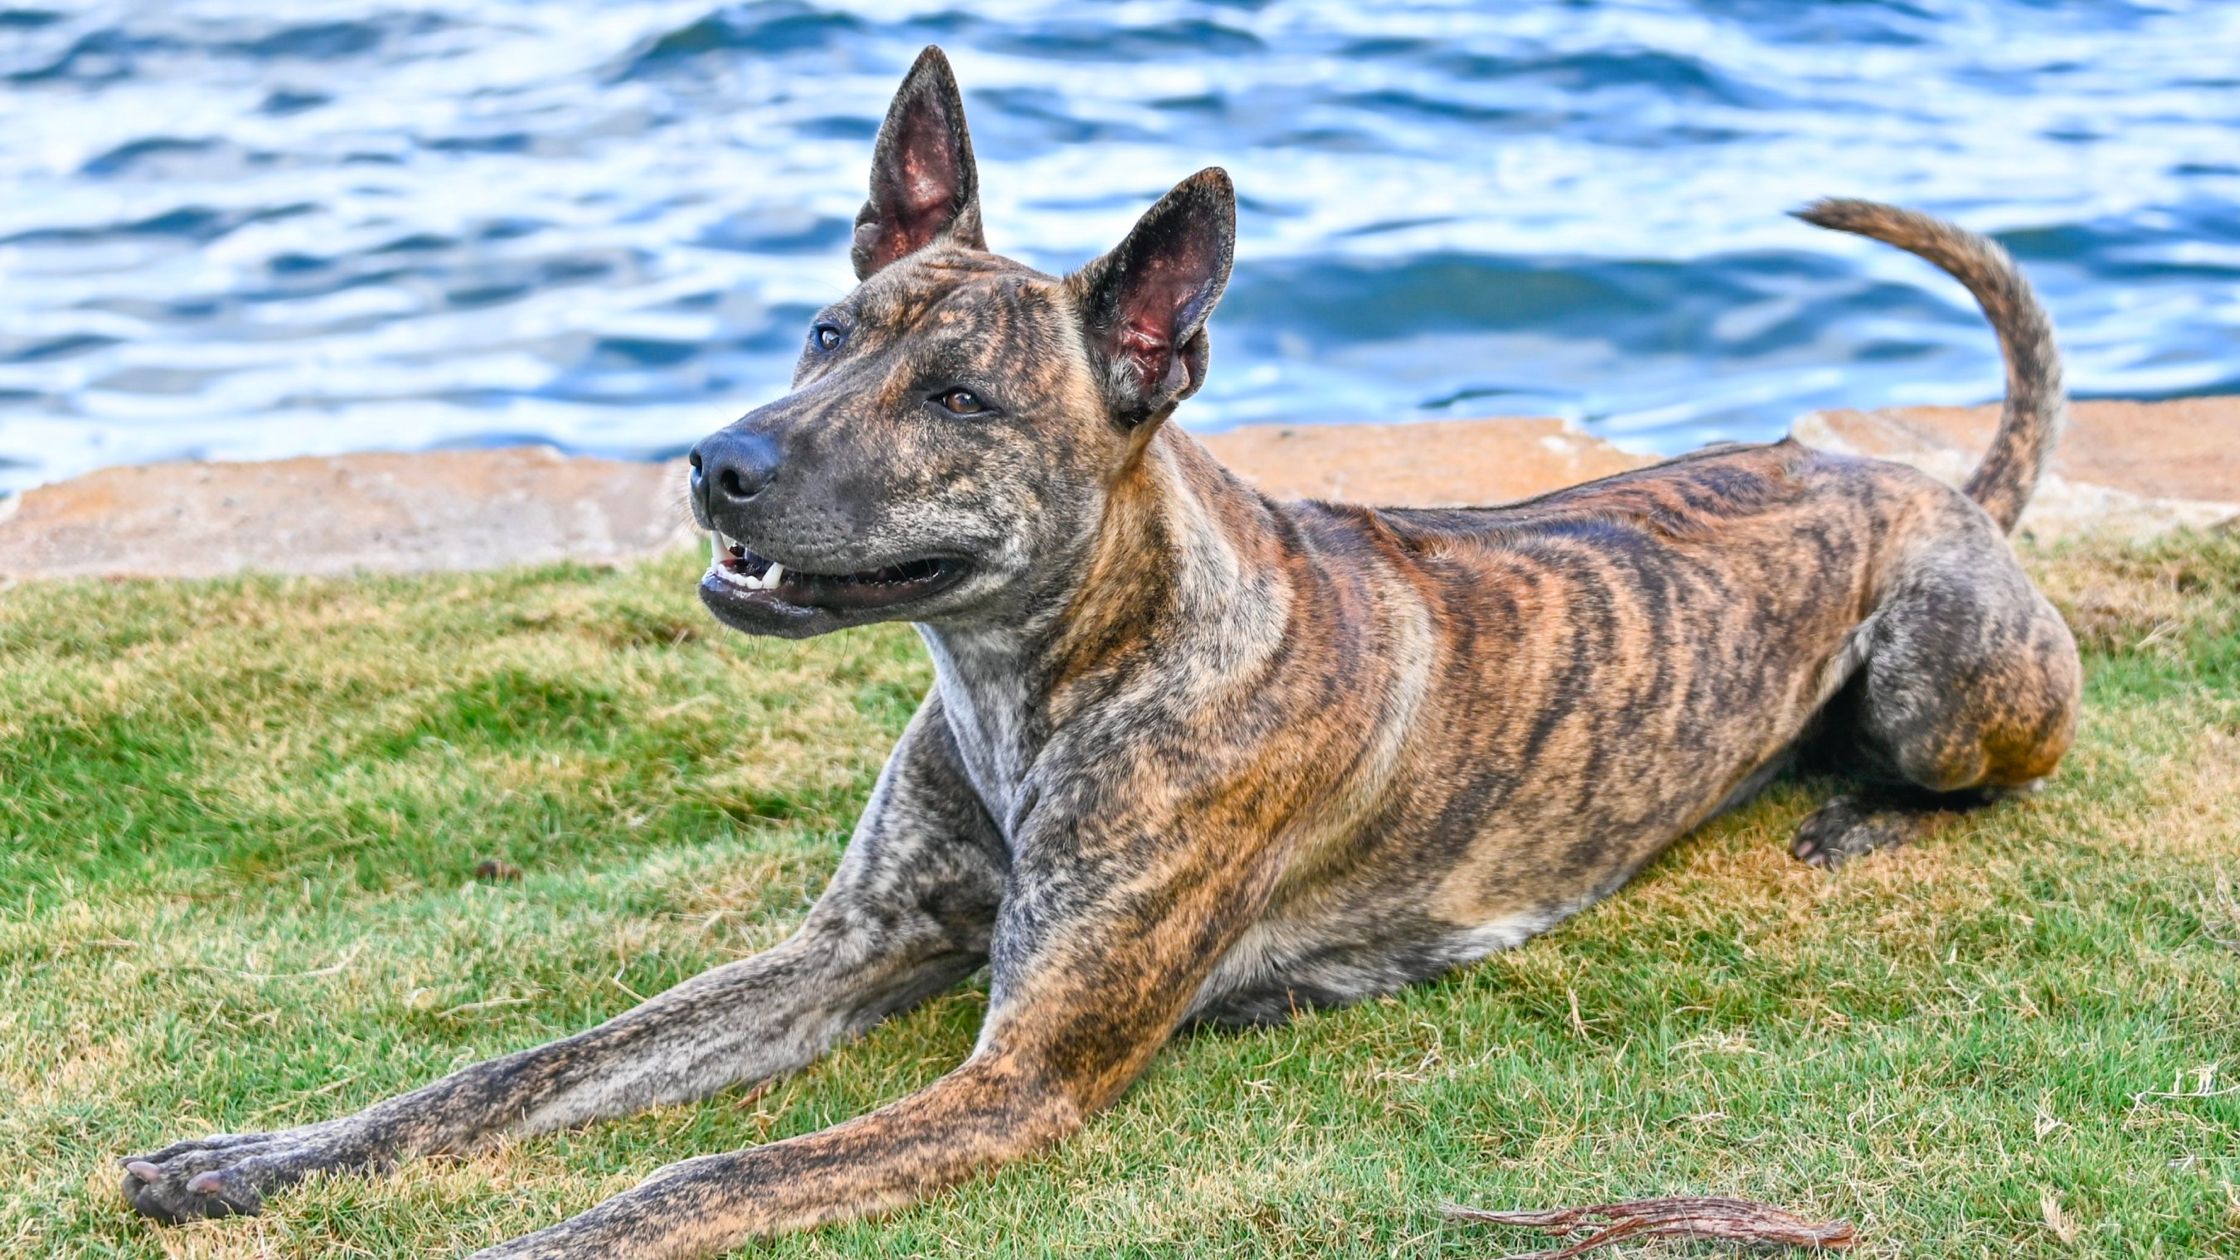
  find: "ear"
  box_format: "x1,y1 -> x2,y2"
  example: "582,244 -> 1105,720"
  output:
852,46 -> 985,280
1070,168 -> 1236,428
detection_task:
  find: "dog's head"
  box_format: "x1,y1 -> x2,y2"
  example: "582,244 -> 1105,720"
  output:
689,46 -> 1235,639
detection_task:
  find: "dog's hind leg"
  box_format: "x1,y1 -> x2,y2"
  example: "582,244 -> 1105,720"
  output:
1790,783 -> 2009,868
1791,199 -> 2077,867
121,699 -> 1005,1224
1793,524 -> 2079,868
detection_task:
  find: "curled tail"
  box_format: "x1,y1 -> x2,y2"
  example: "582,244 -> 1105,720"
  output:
1794,198 -> 2066,533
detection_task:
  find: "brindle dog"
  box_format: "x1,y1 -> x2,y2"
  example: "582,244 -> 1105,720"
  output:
123,47 -> 2080,1259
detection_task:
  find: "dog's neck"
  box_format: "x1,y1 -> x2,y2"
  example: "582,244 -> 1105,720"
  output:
917,424 -> 1292,831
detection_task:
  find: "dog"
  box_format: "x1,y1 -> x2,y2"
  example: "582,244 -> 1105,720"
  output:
121,46 -> 2080,1258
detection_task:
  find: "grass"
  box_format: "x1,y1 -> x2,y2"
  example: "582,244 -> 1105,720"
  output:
1,534 -> 2235,1259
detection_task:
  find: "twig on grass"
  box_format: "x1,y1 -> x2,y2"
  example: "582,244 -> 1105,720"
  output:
730,1077 -> 776,1112
2128,1062 -> 2236,1113
611,962 -> 650,1003
184,943 -> 363,982
437,994 -> 540,1019
250,1072 -> 362,1121
1442,1195 -> 1855,1259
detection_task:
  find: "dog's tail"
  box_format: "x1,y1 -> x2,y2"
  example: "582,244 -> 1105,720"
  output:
1793,198 -> 2065,534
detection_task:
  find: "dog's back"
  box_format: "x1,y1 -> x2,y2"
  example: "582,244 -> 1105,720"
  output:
1181,203 -> 2079,1024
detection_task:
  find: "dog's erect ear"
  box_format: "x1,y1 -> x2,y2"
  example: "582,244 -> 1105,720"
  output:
1070,168 -> 1236,428
852,46 -> 985,280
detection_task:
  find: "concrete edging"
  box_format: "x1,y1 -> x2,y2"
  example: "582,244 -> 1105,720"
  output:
2,400 -> 2232,582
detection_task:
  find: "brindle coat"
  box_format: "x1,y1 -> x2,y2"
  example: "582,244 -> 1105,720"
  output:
122,47 -> 2081,1258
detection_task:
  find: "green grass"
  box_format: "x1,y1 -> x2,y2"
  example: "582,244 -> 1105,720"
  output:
2,536 -> 2236,1259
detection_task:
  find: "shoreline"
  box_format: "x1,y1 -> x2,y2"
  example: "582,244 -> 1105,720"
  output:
3,400 -> 2234,582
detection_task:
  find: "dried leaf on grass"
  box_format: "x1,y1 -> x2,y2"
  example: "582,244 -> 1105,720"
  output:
1443,1195 -> 1855,1259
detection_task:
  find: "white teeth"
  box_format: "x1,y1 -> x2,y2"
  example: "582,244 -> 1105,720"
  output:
705,540 -> 784,594
712,559 -> 772,591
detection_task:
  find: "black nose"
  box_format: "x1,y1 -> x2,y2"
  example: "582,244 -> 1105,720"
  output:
689,429 -> 781,518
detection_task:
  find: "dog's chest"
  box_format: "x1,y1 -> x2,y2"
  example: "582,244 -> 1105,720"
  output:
921,632 -> 1042,831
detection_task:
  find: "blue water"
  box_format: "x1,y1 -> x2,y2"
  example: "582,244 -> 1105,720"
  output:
4,1 -> 2238,495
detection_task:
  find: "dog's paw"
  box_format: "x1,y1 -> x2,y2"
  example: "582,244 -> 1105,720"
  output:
119,1123 -> 364,1223
1789,796 -> 1923,869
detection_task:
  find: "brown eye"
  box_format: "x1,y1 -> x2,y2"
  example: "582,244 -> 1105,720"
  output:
810,322 -> 844,352
936,388 -> 986,415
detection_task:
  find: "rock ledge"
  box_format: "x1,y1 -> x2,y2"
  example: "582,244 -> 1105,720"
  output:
3,401 -> 2231,582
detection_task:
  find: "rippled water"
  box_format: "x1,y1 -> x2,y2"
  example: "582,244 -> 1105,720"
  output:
3,1 -> 2237,494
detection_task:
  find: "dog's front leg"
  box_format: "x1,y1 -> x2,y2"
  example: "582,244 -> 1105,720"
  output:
465,790 -> 1281,1259
122,701 -> 1005,1224
463,1051 -> 1073,1260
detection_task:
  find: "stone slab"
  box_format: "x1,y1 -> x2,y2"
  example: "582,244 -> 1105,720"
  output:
3,401 -> 2231,582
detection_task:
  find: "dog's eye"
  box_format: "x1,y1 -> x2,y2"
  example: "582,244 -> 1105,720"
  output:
810,322 -> 845,352
935,388 -> 986,415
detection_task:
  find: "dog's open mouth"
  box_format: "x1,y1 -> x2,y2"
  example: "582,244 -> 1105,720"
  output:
703,534 -> 966,614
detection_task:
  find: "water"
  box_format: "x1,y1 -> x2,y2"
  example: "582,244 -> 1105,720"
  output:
3,0 -> 2237,495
